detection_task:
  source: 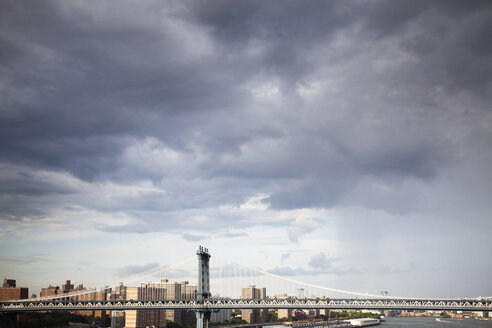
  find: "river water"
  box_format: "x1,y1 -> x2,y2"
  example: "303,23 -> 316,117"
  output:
266,318 -> 492,328
378,317 -> 491,328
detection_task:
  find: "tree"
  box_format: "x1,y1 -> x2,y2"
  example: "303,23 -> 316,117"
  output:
230,317 -> 247,324
267,310 -> 279,322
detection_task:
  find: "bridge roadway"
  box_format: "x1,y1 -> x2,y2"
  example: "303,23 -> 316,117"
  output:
1,298 -> 491,313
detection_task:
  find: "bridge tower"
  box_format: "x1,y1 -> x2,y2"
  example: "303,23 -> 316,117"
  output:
195,246 -> 211,328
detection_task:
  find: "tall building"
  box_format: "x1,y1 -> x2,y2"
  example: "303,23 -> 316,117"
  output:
180,281 -> 198,324
210,297 -> 232,324
62,280 -> 74,293
1,279 -> 29,324
181,281 -> 197,300
163,279 -> 182,323
2,279 -> 16,288
109,284 -> 127,328
111,311 -> 125,328
40,280 -> 77,299
40,285 -> 61,297
125,279 -> 198,328
126,283 -> 167,328
111,282 -> 127,300
275,293 -> 292,319
0,279 -> 28,301
75,287 -> 109,320
278,309 -> 292,319
241,285 -> 267,324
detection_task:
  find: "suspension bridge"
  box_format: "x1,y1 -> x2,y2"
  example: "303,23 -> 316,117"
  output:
1,247 -> 491,326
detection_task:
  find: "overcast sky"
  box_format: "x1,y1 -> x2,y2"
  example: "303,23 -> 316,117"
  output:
1,0 -> 491,298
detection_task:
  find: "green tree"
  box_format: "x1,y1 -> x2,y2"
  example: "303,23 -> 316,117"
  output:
267,310 -> 279,322
231,317 -> 247,324
19,311 -> 92,328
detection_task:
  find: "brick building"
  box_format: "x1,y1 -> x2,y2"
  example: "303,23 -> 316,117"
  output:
39,280 -> 109,321
125,279 -> 198,328
240,285 -> 267,324
0,278 -> 28,301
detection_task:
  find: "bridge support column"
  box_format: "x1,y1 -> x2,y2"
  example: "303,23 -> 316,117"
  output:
196,311 -> 204,328
195,246 -> 211,328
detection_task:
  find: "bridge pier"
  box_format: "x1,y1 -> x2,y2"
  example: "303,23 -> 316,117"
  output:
196,311 -> 205,328
0,313 -> 18,328
195,246 -> 211,328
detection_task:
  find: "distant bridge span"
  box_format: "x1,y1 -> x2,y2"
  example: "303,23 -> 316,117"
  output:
2,298 -> 491,312
2,248 -> 491,315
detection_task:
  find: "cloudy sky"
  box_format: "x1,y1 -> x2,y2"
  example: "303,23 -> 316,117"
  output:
1,0 -> 491,298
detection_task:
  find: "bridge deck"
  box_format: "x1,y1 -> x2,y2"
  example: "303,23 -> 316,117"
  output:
1,298 -> 491,312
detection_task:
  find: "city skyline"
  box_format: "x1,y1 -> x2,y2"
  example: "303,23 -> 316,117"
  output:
1,1 -> 492,299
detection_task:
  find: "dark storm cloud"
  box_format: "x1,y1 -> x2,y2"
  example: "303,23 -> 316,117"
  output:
0,172 -> 74,196
0,0 -> 252,180
0,0 -> 491,233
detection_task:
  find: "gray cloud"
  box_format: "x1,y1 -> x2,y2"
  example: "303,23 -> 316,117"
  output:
269,252 -> 341,276
287,217 -> 319,243
219,232 -> 248,238
182,233 -> 207,242
0,255 -> 50,265
268,265 -> 348,277
309,252 -> 336,271
280,253 -> 290,263
268,266 -> 315,277
270,256 -> 422,278
116,263 -> 160,278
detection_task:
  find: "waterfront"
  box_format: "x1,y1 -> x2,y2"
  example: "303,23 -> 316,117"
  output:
379,317 -> 492,328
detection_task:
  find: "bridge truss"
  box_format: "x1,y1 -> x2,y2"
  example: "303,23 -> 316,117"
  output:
2,298 -> 491,312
